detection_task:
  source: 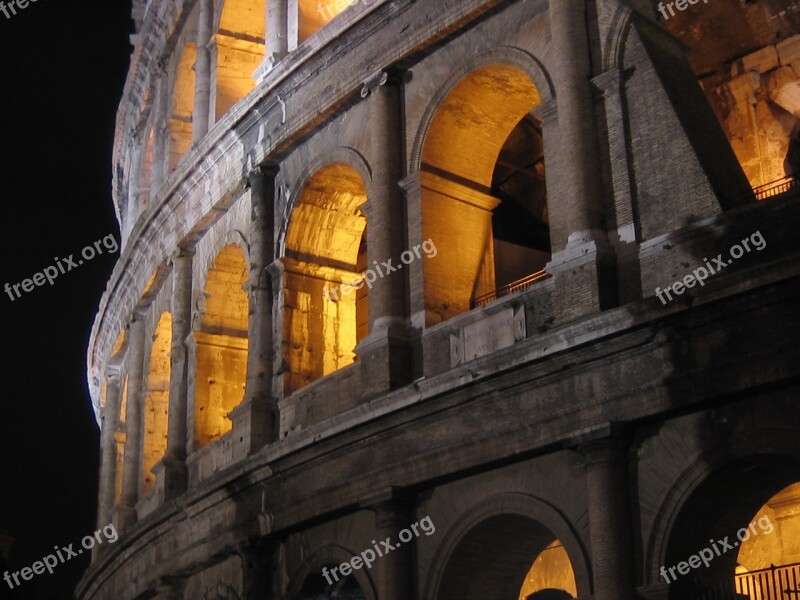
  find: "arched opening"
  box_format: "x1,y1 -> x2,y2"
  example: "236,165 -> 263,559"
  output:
214,0 -> 266,121
437,514 -> 578,600
169,42 -> 196,171
662,455 -> 800,598
283,163 -> 368,395
519,541 -> 577,599
420,64 -> 550,325
293,567 -> 366,600
115,375 -> 128,506
298,0 -> 352,43
142,312 -> 172,495
194,245 -> 249,448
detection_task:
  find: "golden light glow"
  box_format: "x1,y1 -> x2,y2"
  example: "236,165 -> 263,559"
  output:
114,376 -> 128,505
736,482 -> 800,572
194,245 -> 249,448
215,0 -> 266,121
299,0 -> 353,42
142,312 -> 172,495
518,540 -> 577,600
284,164 -> 367,395
169,43 -> 196,171
421,64 -> 544,323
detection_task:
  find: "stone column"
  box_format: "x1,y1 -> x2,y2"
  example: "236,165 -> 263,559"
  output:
231,167 -> 279,456
267,0 -> 288,63
356,70 -> 411,396
548,0 -> 605,249
592,67 -> 642,304
96,368 -> 122,532
193,0 -> 213,143
287,0 -> 299,52
581,437 -> 635,600
370,494 -> 412,600
398,173 -> 425,380
150,64 -> 169,197
161,249 -> 193,498
237,539 -> 273,600
117,314 -> 147,532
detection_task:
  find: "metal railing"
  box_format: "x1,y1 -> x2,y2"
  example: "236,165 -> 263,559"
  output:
472,269 -> 551,308
684,563 -> 800,600
753,173 -> 800,201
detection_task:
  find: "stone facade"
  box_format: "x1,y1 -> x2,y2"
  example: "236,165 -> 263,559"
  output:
81,1 -> 800,599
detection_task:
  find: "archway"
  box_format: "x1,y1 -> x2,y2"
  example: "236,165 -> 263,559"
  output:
193,244 -> 249,448
169,42 -> 196,171
420,64 -> 550,324
435,514 -> 580,600
659,453 -> 800,598
283,163 -> 368,395
214,0 -> 266,121
293,566 -> 366,600
142,312 -> 171,495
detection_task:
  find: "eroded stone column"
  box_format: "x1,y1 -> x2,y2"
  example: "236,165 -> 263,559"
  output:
97,368 -> 122,533
117,314 -> 146,532
581,437 -> 635,600
237,539 -> 273,600
232,167 -> 279,455
356,70 -> 411,396
267,0 -> 288,63
369,493 -> 412,600
548,0 -> 605,249
193,0 -> 213,143
150,64 -> 169,197
160,249 -> 193,499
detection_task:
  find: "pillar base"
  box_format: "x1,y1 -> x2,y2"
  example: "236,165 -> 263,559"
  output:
115,503 -> 137,532
546,236 -> 618,321
152,457 -> 187,503
356,319 -> 412,397
230,396 -> 278,459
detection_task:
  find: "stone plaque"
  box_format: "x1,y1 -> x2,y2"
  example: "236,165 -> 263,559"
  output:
450,306 -> 526,367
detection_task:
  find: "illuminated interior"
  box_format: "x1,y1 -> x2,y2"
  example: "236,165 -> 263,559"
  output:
114,375 -> 128,505
169,42 -> 196,171
661,4 -> 800,190
421,64 -> 549,324
283,163 -> 368,395
142,312 -> 172,495
518,540 -> 577,600
194,244 -> 249,448
298,0 -> 353,43
214,0 -> 266,121
734,481 -> 800,597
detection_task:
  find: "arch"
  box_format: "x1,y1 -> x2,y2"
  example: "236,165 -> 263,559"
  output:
415,60 -> 552,324
425,493 -> 590,600
213,0 -> 266,122
142,311 -> 172,495
169,42 -> 196,171
281,162 -> 369,395
647,429 -> 800,588
287,544 -> 377,600
277,147 -> 372,260
193,244 -> 249,448
410,47 -> 555,175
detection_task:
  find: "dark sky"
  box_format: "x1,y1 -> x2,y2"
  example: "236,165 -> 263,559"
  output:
0,1 -> 133,598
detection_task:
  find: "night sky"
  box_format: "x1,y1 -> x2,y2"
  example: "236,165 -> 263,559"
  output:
0,1 -> 133,598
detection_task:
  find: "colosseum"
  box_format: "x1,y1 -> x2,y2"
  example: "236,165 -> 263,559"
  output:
80,0 -> 800,599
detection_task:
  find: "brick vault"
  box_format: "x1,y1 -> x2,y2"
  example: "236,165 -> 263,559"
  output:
81,0 -> 800,599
